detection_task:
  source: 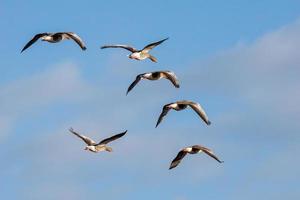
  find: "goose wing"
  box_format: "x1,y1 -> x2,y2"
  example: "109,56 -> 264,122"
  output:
63,32 -> 87,50
161,71 -> 180,88
21,33 -> 48,53
126,74 -> 144,95
142,37 -> 169,53
194,145 -> 224,163
169,150 -> 188,169
69,128 -> 96,145
98,130 -> 127,145
188,102 -> 211,125
100,44 -> 137,53
155,103 -> 173,128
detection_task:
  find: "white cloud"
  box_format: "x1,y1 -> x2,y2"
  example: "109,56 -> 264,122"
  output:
183,19 -> 300,136
2,18 -> 300,200
0,62 -> 92,141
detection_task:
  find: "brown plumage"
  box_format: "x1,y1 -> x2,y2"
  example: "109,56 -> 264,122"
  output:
101,38 -> 168,62
126,70 -> 180,95
21,32 -> 86,52
69,128 -> 127,153
156,100 -> 211,127
169,145 -> 224,169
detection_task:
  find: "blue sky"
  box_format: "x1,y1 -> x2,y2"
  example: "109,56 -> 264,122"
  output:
1,1 -> 300,199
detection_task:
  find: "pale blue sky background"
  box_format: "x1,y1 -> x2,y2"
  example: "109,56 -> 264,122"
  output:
1,1 -> 300,200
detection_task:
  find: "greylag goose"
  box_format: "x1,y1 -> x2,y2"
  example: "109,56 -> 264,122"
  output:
127,70 -> 179,95
101,38 -> 168,62
21,32 -> 86,52
169,145 -> 223,169
69,128 -> 126,153
156,100 -> 211,127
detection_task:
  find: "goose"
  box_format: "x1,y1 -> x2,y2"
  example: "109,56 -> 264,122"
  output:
101,37 -> 168,62
69,128 -> 126,153
126,70 -> 179,95
21,32 -> 87,52
169,145 -> 224,169
156,100 -> 211,127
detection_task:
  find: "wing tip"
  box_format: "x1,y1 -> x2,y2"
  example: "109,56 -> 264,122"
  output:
169,164 -> 175,170
155,122 -> 160,128
120,130 -> 128,136
207,120 -> 211,125
21,47 -> 27,53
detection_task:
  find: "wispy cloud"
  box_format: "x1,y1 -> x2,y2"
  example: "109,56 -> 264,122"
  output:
183,19 -> 300,137
2,18 -> 300,200
0,62 -> 92,141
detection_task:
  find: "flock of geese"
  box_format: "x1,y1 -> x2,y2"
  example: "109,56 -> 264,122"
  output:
21,32 -> 224,170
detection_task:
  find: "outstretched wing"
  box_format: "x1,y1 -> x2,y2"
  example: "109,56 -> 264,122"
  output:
195,145 -> 224,163
189,102 -> 211,125
69,128 -> 96,145
169,150 -> 188,169
21,33 -> 48,53
98,130 -> 127,145
162,71 -> 180,88
126,74 -> 144,95
64,32 -> 87,50
155,104 -> 173,128
142,37 -> 169,53
100,45 -> 137,53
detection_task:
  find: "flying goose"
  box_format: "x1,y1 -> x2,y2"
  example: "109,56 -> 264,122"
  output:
156,100 -> 211,127
169,145 -> 224,169
69,128 -> 127,153
101,37 -> 169,62
126,70 -> 180,95
21,32 -> 87,52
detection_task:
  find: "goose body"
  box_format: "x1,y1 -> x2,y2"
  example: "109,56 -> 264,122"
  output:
156,100 -> 211,127
69,128 -> 126,153
126,70 -> 180,95
169,145 -> 223,169
101,38 -> 168,62
21,32 -> 87,52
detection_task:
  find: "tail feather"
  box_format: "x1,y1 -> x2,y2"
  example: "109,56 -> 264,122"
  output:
148,55 -> 157,62
105,146 -> 113,152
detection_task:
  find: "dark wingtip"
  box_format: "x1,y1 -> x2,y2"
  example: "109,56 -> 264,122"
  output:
169,165 -> 175,170
100,46 -> 105,49
155,122 -> 159,128
126,90 -> 130,96
207,120 -> 211,125
82,47 -> 87,50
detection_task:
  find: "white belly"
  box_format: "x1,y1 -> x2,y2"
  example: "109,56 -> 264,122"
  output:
131,52 -> 147,60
